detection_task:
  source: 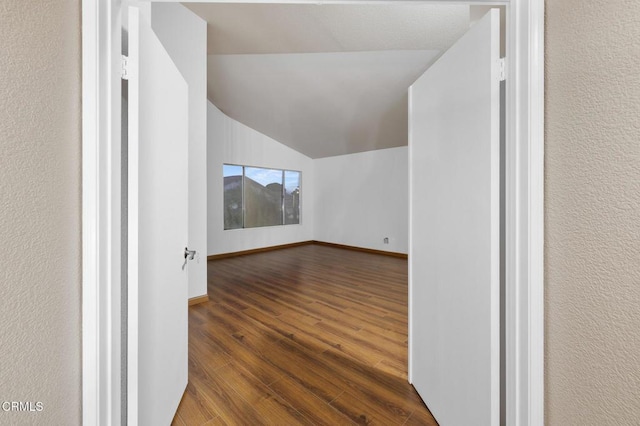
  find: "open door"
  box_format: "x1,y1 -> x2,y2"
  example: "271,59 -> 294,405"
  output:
128,6 -> 189,425
409,9 -> 501,426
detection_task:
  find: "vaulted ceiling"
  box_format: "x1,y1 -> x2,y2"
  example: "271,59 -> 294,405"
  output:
185,4 -> 470,158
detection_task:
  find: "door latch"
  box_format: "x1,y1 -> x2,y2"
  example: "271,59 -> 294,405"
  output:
182,247 -> 196,270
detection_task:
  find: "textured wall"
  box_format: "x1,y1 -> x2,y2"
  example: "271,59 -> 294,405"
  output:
545,0 -> 640,424
0,1 -> 81,425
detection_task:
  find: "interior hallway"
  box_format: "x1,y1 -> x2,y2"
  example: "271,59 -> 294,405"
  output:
173,244 -> 436,425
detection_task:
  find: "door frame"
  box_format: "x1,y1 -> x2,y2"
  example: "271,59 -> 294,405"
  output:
82,0 -> 544,425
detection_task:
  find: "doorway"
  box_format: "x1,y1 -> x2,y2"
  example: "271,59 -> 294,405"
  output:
130,4 -> 501,423
79,1 -> 540,424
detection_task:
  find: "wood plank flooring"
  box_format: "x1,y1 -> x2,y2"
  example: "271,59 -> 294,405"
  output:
173,244 -> 437,425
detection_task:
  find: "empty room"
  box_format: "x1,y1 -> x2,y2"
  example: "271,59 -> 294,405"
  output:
120,1 -> 530,425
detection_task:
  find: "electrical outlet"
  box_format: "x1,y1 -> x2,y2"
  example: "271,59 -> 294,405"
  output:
383,237 -> 389,244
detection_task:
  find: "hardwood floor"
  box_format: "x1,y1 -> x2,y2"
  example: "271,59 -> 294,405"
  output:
173,244 -> 437,425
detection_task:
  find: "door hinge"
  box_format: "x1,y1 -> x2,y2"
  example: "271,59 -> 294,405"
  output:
121,55 -> 129,80
498,57 -> 506,82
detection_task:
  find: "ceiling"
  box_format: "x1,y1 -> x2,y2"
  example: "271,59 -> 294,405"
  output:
186,4 -> 471,158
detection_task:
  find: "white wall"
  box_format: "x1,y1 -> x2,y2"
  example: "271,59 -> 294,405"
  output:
151,4 -> 207,298
208,102 -> 314,255
207,103 -> 407,255
314,147 -> 408,254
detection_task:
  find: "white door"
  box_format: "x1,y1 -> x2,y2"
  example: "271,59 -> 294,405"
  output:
128,6 -> 189,425
409,9 -> 501,426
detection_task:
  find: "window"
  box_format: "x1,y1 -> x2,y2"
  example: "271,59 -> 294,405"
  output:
223,164 -> 243,230
223,164 -> 301,229
284,170 -> 301,225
